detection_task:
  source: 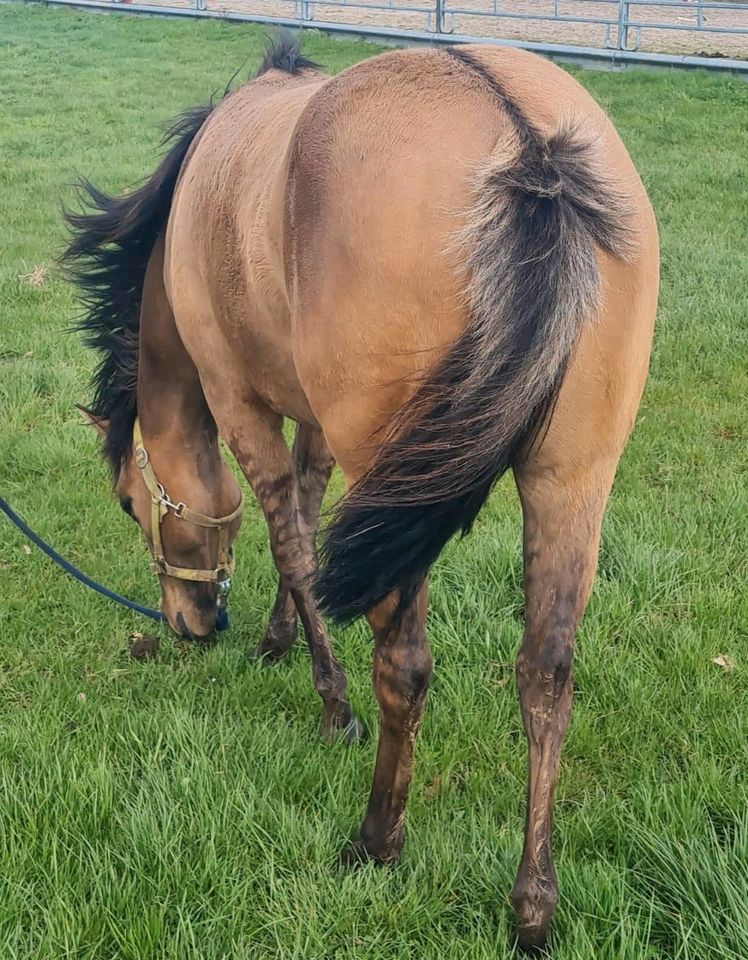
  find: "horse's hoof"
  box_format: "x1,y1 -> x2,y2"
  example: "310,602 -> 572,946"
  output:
321,713 -> 366,746
516,924 -> 550,955
511,865 -> 557,953
248,642 -> 292,664
338,839 -> 372,870
249,618 -> 297,663
337,835 -> 400,870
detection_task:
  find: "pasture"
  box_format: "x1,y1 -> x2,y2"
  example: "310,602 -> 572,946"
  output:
1,5 -> 747,957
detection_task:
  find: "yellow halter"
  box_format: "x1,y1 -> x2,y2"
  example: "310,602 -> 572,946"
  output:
132,418 -> 243,594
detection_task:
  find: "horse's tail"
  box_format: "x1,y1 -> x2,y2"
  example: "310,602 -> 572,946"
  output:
315,52 -> 634,624
61,105 -> 213,467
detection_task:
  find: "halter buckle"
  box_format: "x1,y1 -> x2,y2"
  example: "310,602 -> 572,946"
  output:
217,576 -> 231,598
155,483 -> 186,519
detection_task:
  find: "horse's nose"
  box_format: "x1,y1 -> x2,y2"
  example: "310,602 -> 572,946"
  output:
175,611 -> 195,640
176,610 -> 216,642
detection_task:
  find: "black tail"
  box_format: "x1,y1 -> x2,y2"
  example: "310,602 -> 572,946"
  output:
315,48 -> 634,624
62,105 -> 213,472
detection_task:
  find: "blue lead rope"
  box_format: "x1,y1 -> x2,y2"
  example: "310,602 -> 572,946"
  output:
1,496 -> 229,631
1,494 -> 166,624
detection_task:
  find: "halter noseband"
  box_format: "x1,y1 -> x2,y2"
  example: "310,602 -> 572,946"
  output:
132,419 -> 243,596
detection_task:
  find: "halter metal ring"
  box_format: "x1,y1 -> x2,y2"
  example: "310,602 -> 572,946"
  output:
155,483 -> 186,518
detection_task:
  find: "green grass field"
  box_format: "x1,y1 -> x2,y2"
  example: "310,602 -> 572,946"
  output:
1,5 -> 747,958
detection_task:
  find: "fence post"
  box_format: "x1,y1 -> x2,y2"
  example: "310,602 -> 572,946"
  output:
435,0 -> 444,33
617,0 -> 630,50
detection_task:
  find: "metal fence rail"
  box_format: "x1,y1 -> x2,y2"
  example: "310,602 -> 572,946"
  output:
35,0 -> 748,71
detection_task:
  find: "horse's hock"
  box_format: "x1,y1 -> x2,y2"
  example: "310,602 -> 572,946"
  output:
147,0 -> 748,60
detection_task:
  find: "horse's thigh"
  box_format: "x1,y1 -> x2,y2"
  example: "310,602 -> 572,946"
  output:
528,252 -> 655,484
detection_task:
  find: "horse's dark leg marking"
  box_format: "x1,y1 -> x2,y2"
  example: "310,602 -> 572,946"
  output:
255,423 -> 334,660
293,421 -> 336,536
227,408 -> 359,740
256,578 -> 298,661
510,472 -> 607,951
340,589 -> 432,864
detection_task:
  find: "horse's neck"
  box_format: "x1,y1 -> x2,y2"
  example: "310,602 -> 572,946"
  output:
136,237 -> 215,450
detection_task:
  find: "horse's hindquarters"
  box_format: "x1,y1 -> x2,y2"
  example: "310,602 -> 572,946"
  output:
286,45 -> 658,947
286,46 -> 657,483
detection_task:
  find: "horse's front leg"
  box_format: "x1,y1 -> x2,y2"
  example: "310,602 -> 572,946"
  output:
223,403 -> 361,741
510,466 -> 612,951
254,423 -> 334,661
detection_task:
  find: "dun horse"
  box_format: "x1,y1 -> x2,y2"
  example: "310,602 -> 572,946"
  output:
65,38 -> 658,949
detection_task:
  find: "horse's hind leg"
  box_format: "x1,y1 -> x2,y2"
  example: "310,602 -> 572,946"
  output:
224,404 -> 361,740
340,587 -> 432,865
255,423 -> 334,661
509,458 -> 619,950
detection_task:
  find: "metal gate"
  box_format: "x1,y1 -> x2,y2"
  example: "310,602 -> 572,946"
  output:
36,0 -> 748,71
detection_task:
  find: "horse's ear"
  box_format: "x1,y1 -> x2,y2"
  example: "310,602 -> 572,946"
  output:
76,403 -> 109,438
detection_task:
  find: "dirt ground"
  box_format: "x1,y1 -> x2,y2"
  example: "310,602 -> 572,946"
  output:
150,0 -> 748,58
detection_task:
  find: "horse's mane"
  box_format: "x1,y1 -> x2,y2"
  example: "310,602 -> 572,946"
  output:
61,34 -> 315,477
61,105 -> 211,475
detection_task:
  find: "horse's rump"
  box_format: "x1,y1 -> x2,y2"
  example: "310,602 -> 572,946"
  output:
284,47 -> 644,622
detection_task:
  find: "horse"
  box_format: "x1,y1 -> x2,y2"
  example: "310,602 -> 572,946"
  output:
64,36 -> 658,949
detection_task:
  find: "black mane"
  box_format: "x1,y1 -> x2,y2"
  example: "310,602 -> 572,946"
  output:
61,106 -> 213,475
63,35 -> 318,476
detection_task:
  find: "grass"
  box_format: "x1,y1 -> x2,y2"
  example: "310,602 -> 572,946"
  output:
1,5 -> 747,958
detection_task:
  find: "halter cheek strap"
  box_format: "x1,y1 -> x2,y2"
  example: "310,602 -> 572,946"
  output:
132,419 -> 243,589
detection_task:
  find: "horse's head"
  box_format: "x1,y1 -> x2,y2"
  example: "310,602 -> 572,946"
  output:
83,409 -> 243,639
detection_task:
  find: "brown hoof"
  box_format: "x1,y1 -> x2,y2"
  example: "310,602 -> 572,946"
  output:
249,642 -> 291,664
338,838 -> 374,870
337,836 -> 397,870
516,923 -> 551,954
249,619 -> 297,663
337,817 -> 404,869
511,872 -> 557,955
321,710 -> 366,745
